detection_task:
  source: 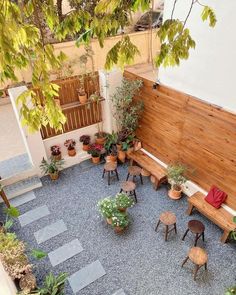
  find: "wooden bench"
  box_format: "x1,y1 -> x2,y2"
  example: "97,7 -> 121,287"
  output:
129,150 -> 167,190
187,191 -> 235,243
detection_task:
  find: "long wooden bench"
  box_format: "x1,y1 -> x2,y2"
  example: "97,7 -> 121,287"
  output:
187,191 -> 236,243
129,150 -> 167,190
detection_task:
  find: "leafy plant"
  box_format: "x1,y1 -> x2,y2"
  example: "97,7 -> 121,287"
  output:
79,135 -> 91,145
111,212 -> 129,229
95,132 -> 107,139
3,206 -> 20,231
167,164 -> 187,191
226,287 -> 236,295
104,132 -> 118,154
98,197 -> 117,219
111,78 -> 144,133
50,145 -> 61,156
115,193 -> 134,209
40,158 -> 64,175
88,143 -> 103,157
31,249 -> 47,260
64,139 -> 76,150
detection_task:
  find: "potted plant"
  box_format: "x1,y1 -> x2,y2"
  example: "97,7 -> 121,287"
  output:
167,164 -> 187,200
87,143 -> 103,164
79,135 -> 91,151
115,193 -> 134,212
0,206 -> 20,234
98,197 -> 117,225
104,132 -> 118,162
124,135 -> 135,159
64,139 -> 76,156
94,131 -> 107,145
78,54 -> 88,104
50,145 -> 61,161
111,212 -> 129,233
40,157 -> 64,180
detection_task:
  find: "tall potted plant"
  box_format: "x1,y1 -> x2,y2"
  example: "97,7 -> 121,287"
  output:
40,158 -> 64,180
78,54 -> 88,104
104,132 -> 118,162
64,139 -> 76,157
167,164 -> 187,200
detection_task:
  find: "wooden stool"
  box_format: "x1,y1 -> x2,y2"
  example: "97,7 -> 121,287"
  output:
182,220 -> 205,246
102,163 -> 119,185
155,211 -> 177,241
181,247 -> 208,280
120,181 -> 137,203
126,166 -> 143,184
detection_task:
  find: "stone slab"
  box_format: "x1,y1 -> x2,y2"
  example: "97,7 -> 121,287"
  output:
48,239 -> 83,267
34,220 -> 67,244
113,289 -> 126,295
10,191 -> 36,207
68,260 -> 106,293
19,205 -> 49,227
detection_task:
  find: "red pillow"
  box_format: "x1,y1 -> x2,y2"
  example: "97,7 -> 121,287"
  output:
205,185 -> 227,209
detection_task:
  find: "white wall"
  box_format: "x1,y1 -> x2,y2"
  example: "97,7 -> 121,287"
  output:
159,0 -> 236,112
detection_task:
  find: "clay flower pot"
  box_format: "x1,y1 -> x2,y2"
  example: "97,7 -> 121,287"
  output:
95,137 -> 106,145
68,148 -> 76,157
126,147 -> 134,159
118,150 -> 126,163
92,156 -> 100,164
106,218 -> 112,225
114,226 -> 125,233
110,155 -> 117,162
83,144 -> 89,151
51,153 -> 62,161
118,207 -> 126,213
79,93 -> 87,104
49,172 -> 59,181
0,221 -> 6,234
168,186 -> 182,200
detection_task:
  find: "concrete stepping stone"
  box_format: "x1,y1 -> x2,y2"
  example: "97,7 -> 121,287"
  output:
68,260 -> 106,293
48,239 -> 83,267
10,191 -> 36,207
19,205 -> 50,227
113,289 -> 126,295
34,220 -> 67,244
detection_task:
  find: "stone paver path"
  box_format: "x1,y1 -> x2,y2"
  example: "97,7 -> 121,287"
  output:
10,191 -> 36,207
34,220 -> 67,244
19,205 -> 50,227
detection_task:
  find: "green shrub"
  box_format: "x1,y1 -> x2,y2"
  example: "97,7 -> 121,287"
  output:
111,212 -> 129,229
115,193 -> 134,209
98,197 -> 117,219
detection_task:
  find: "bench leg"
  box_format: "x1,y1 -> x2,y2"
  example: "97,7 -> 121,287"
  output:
186,203 -> 194,215
221,230 -> 229,243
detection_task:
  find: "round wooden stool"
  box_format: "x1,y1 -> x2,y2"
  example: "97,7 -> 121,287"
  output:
182,220 -> 205,246
155,211 -> 177,241
102,163 -> 119,185
126,166 -> 143,184
120,181 -> 137,203
181,247 -> 208,280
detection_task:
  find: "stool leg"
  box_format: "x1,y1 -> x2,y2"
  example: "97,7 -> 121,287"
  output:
140,174 -> 143,185
115,169 -> 119,181
204,262 -> 207,270
202,231 -> 205,242
133,175 -> 135,182
126,173 -> 130,181
194,233 -> 199,246
181,256 -> 189,267
165,225 -> 169,241
120,189 -> 123,193
102,169 -> 105,178
133,190 -> 137,203
155,219 -> 161,232
193,265 -> 200,281
182,229 -> 189,241
174,223 -> 177,234
108,171 -> 110,185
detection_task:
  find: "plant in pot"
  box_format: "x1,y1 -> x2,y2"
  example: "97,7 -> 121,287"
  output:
79,135 -> 91,151
0,206 -> 20,234
64,139 -> 76,156
124,134 -> 135,158
111,211 -> 129,233
115,193 -> 134,212
98,197 -> 117,225
50,145 -> 61,161
40,157 -> 64,181
167,164 -> 187,200
78,54 -> 88,104
87,143 -> 103,164
104,132 -> 118,162
94,131 -> 107,145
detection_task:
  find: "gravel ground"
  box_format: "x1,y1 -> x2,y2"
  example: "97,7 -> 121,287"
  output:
2,160 -> 236,295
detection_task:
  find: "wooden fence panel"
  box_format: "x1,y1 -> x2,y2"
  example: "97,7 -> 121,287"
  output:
124,70 -> 236,210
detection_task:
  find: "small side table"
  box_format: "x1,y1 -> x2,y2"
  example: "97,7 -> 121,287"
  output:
102,163 -> 119,185
126,166 -> 143,184
182,220 -> 205,246
181,247 -> 208,280
120,181 -> 137,203
155,211 -> 177,241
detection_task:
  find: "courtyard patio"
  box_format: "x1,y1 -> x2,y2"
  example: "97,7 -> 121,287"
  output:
2,160 -> 235,295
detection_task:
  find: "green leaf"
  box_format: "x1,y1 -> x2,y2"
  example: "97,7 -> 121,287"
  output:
4,206 -> 20,218
31,248 -> 47,260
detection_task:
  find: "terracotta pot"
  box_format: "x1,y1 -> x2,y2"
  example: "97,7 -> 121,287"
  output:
168,187 -> 182,200
106,218 -> 112,225
19,273 -> 37,293
0,221 -> 6,234
92,156 -> 100,164
114,226 -> 125,233
110,155 -> 117,162
126,147 -> 134,159
95,137 -> 106,145
49,172 -> 59,180
116,144 -> 122,151
51,153 -> 61,161
118,150 -> 126,163
118,207 -> 126,213
79,93 -> 87,104
68,148 -> 76,157
83,144 -> 89,151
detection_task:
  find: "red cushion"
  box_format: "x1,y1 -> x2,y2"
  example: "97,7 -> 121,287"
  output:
205,185 -> 227,209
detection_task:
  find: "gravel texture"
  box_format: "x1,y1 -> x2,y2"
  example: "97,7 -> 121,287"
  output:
2,160 -> 236,295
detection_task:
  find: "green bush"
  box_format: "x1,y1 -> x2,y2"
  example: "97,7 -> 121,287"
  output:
98,197 -> 117,219
115,193 -> 134,209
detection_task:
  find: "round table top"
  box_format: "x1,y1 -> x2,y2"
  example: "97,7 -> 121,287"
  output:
188,247 -> 208,265
128,165 -> 142,175
104,162 -> 117,171
160,211 -> 176,225
121,181 -> 136,192
188,220 -> 205,234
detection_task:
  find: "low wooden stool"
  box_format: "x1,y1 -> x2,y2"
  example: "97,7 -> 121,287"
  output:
126,166 -> 143,184
155,211 -> 177,241
181,247 -> 208,280
102,163 -> 119,185
120,181 -> 137,203
182,220 -> 205,246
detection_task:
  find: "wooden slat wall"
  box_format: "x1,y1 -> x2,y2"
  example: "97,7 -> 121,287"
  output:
124,71 -> 236,210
